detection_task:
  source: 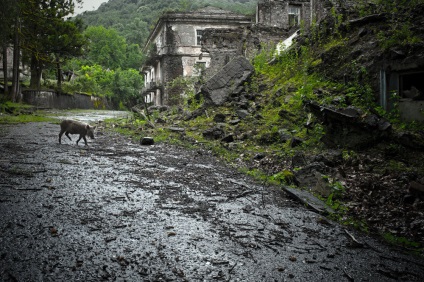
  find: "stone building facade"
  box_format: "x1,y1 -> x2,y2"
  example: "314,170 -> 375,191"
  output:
256,0 -> 313,29
140,7 -> 252,106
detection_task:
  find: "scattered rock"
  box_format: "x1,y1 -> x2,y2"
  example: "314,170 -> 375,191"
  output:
184,108 -> 205,121
140,137 -> 154,145
168,127 -> 185,133
236,109 -> 250,119
289,256 -> 297,262
292,152 -> 307,168
213,113 -> 226,123
202,127 -> 225,140
155,117 -> 166,124
278,129 -> 292,143
289,137 -> 303,148
254,153 -> 266,160
221,135 -> 234,143
409,181 -> 424,199
148,105 -> 169,112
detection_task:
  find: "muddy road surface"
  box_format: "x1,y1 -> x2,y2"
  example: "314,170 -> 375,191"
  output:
1,113 -> 424,281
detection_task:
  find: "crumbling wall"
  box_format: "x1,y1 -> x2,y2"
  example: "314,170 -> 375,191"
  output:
201,25 -> 294,73
200,56 -> 254,106
162,56 -> 184,105
257,0 -> 312,29
22,90 -> 109,109
257,0 -> 287,27
201,28 -> 247,81
246,25 -> 294,58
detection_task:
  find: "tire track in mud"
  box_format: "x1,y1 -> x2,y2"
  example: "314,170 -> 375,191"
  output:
1,121 -> 424,281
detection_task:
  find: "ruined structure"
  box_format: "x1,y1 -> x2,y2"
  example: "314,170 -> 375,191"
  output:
313,3 -> 424,122
200,0 -> 334,82
141,1 -> 341,106
142,0 -> 424,123
256,0 -> 356,28
380,52 -> 424,122
0,47 -> 28,89
140,7 -> 252,106
256,0 -> 314,29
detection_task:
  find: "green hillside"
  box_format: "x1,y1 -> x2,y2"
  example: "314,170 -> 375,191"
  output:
76,0 -> 257,46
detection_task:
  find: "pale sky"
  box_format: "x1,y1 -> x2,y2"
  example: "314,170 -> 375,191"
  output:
73,0 -> 109,15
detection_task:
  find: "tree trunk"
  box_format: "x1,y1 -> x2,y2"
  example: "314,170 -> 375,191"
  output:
2,44 -> 8,95
30,54 -> 42,89
56,55 -> 62,90
10,16 -> 20,102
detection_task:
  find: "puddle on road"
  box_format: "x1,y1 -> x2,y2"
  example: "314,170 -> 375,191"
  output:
46,109 -> 130,124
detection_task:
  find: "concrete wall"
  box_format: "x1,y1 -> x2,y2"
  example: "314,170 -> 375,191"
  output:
201,28 -> 247,81
399,99 -> 424,122
0,47 -> 29,80
0,48 -> 14,80
22,90 -> 110,109
257,0 -> 312,29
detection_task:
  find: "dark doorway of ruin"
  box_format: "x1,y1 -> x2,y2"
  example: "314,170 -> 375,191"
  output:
400,71 -> 424,98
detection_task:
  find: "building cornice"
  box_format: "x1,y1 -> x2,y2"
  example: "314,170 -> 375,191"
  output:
143,10 -> 252,53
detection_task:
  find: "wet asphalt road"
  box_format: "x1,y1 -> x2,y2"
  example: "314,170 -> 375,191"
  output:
1,111 -> 424,281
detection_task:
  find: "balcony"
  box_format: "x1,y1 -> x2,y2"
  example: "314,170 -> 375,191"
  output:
141,81 -> 161,95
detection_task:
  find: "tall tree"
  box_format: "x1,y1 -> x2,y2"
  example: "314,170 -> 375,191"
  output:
20,0 -> 83,89
84,26 -> 127,69
11,15 -> 21,102
0,0 -> 19,98
50,18 -> 87,89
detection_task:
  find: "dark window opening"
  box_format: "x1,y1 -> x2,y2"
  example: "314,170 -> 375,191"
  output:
288,5 -> 300,27
196,30 -> 203,46
400,72 -> 424,99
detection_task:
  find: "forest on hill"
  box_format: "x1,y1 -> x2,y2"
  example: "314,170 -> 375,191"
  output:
76,0 -> 258,46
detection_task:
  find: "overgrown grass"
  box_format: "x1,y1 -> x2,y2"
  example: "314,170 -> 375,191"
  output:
382,233 -> 423,254
0,101 -> 58,123
0,114 -> 57,124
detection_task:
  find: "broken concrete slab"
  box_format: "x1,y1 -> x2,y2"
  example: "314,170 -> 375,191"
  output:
167,127 -> 185,133
283,186 -> 335,215
305,101 -> 392,148
200,56 -> 254,106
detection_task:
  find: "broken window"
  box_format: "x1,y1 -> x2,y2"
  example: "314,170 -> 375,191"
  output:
288,5 -> 300,27
400,71 -> 424,100
193,62 -> 206,76
196,30 -> 203,46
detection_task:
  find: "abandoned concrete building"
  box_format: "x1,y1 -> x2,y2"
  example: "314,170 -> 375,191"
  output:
0,48 -> 14,83
256,0 -> 314,29
140,1 -> 340,106
140,7 -> 252,106
380,58 -> 424,122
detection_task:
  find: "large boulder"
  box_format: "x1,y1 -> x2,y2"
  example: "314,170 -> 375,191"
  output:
200,56 -> 254,106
